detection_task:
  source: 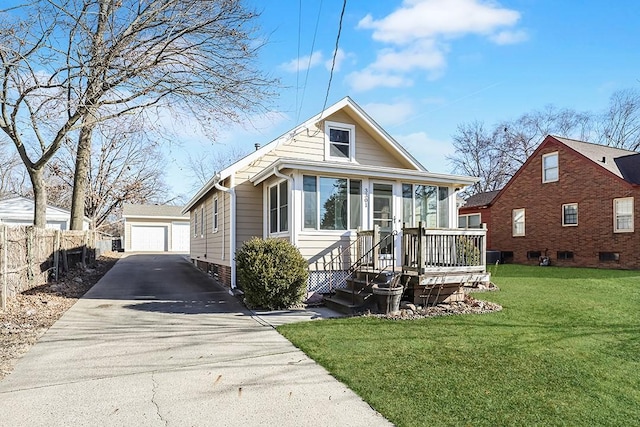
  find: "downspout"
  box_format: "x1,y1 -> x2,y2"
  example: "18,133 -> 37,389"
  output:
214,176 -> 237,290
273,167 -> 296,246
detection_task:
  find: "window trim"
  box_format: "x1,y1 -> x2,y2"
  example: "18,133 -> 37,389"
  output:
613,197 -> 634,233
268,179 -> 289,235
302,175 -> 362,232
458,213 -> 482,229
562,203 -> 578,227
542,152 -> 559,183
324,121 -> 355,162
212,196 -> 219,233
193,210 -> 198,237
512,208 -> 525,237
200,206 -> 205,237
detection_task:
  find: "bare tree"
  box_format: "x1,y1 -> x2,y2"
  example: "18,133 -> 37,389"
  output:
0,142 -> 27,198
49,117 -> 168,230
0,1 -> 275,228
596,88 -> 640,151
447,121 -> 513,196
186,144 -> 250,189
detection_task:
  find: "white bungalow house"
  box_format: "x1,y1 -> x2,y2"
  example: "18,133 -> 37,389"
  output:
183,97 -> 488,307
0,196 -> 90,230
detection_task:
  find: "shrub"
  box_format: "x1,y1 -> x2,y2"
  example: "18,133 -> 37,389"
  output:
236,238 -> 309,310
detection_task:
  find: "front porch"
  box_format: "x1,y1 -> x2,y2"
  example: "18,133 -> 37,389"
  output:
316,224 -> 490,314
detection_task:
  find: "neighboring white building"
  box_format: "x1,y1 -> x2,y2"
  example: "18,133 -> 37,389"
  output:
122,204 -> 190,252
0,196 -> 90,230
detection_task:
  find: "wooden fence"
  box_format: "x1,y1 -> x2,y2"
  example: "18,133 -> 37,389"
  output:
0,225 -> 96,310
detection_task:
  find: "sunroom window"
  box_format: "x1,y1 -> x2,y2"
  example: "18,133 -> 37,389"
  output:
402,183 -> 450,228
303,175 -> 361,230
269,181 -> 288,234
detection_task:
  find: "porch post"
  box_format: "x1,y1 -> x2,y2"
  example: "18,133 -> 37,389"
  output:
418,221 -> 425,274
481,223 -> 487,270
373,225 -> 380,270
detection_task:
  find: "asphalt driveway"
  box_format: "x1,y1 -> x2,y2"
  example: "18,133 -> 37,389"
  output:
0,254 -> 391,427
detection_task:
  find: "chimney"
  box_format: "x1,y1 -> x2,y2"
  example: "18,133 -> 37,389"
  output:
254,143 -> 261,151
601,156 -> 606,163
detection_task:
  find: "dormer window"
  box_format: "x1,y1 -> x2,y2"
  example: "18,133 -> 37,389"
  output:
325,121 -> 355,161
542,152 -> 558,183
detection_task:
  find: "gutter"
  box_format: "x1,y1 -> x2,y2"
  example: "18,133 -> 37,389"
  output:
214,176 -> 237,290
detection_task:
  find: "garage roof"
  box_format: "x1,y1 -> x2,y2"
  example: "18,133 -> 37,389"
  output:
123,204 -> 188,219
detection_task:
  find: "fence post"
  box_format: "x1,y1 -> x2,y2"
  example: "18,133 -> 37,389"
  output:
53,230 -> 61,281
1,225 -> 6,311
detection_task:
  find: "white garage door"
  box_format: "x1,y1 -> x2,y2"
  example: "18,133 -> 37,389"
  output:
131,225 -> 167,251
171,222 -> 190,252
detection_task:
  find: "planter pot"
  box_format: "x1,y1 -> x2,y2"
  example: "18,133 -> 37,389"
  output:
372,284 -> 404,315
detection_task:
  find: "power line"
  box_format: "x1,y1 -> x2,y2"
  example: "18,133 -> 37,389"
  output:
295,0 -> 302,118
321,0 -> 347,115
297,0 -> 324,122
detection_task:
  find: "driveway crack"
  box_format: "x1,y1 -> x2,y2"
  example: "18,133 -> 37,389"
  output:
151,372 -> 168,426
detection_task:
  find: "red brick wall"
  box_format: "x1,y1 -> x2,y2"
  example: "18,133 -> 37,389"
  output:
490,139 -> 640,269
194,259 -> 232,288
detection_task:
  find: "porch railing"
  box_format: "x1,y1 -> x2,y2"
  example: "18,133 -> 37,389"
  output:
401,222 -> 487,275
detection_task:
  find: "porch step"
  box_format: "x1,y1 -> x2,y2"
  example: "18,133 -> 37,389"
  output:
323,290 -> 375,315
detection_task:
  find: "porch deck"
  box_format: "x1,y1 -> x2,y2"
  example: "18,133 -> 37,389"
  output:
316,224 -> 490,312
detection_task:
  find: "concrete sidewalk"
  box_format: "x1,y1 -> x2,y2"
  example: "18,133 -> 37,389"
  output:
0,255 -> 391,427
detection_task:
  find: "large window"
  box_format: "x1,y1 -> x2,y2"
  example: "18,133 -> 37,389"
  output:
402,184 -> 449,228
562,203 -> 578,226
513,208 -> 525,236
542,152 -> 559,183
303,175 -> 361,230
459,213 -> 481,228
269,181 -> 288,234
325,121 -> 355,161
614,197 -> 634,232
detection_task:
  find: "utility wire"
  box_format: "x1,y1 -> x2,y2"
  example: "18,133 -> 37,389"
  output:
321,0 -> 347,116
295,0 -> 302,118
297,0 -> 324,122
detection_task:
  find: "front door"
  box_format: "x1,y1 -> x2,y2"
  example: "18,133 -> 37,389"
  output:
372,183 -> 394,257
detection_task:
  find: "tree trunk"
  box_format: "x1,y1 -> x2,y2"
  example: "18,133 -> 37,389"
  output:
70,123 -> 94,230
28,167 -> 47,228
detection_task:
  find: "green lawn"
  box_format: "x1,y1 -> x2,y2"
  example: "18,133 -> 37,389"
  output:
278,265 -> 640,426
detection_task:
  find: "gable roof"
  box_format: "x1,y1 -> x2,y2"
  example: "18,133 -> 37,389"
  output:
123,204 -> 188,219
184,97 -> 430,213
0,196 -> 75,221
463,190 -> 501,208
553,136 -> 640,184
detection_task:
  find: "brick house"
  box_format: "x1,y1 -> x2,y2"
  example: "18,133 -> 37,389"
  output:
487,135 -> 640,268
458,190 -> 500,249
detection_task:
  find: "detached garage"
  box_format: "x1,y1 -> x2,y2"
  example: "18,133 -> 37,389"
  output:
123,204 -> 189,252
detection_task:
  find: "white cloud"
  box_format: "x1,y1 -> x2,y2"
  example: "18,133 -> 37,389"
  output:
280,51 -> 324,73
395,131 -> 455,173
363,101 -> 415,127
345,69 -> 412,92
358,0 -> 522,44
350,0 -> 526,91
325,48 -> 347,72
490,29 -> 529,45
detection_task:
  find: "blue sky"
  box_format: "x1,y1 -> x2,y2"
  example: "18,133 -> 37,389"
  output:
169,0 -> 640,199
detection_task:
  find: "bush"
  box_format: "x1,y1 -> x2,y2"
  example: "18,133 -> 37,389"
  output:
236,238 -> 309,310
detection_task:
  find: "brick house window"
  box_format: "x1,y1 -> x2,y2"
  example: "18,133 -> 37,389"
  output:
599,252 -> 620,262
613,197 -> 634,232
527,251 -> 541,259
542,152 -> 558,183
562,203 -> 578,226
557,251 -> 574,260
458,213 -> 481,228
512,208 -> 525,236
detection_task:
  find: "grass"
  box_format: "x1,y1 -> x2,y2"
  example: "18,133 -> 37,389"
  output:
277,265 -> 640,426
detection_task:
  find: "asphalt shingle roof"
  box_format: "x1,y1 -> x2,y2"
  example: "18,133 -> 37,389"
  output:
553,136 -> 640,184
463,190 -> 501,208
122,204 -> 188,218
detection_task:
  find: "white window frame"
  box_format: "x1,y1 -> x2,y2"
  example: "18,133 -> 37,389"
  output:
459,213 -> 482,229
302,175 -> 362,231
324,121 -> 355,162
268,180 -> 289,235
562,203 -> 578,227
512,208 -> 525,237
613,197 -> 634,233
212,196 -> 219,233
542,152 -> 559,183
200,206 -> 205,237
193,211 -> 198,237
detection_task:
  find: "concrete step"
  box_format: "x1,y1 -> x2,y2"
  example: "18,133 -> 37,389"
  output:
323,292 -> 375,315
334,287 -> 373,306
